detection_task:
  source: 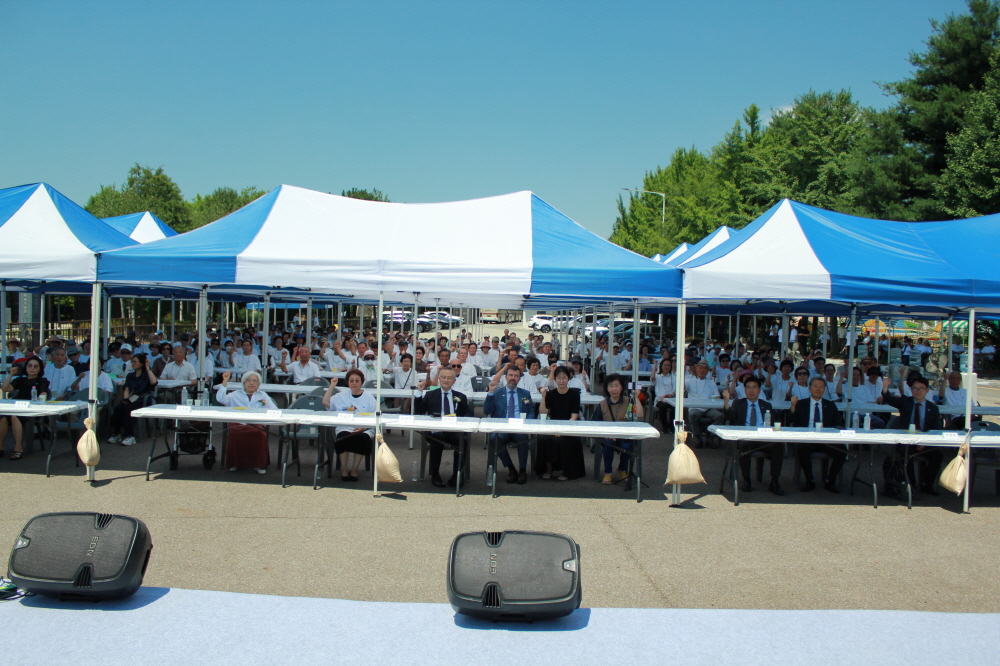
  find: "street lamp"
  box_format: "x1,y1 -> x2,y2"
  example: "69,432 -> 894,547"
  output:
621,188 -> 666,235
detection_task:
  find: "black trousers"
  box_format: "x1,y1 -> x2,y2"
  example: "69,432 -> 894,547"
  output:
737,441 -> 783,481
796,443 -> 848,483
656,402 -> 675,432
112,400 -> 142,438
428,431 -> 462,476
884,445 -> 946,490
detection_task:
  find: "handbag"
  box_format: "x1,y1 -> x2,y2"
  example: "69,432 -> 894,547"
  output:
665,431 -> 705,485
375,434 -> 402,483
76,417 -> 101,467
938,441 -> 969,495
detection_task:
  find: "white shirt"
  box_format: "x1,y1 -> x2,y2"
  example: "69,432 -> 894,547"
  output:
103,357 -> 127,375
806,398 -> 824,427
215,387 -> 278,425
161,360 -> 197,383
854,379 -> 882,404
75,371 -> 115,394
942,386 -> 967,407
769,376 -> 794,402
684,375 -> 719,399
567,374 -> 589,394
714,367 -> 732,387
790,383 -> 812,401
44,364 -> 77,397
325,349 -> 350,371
393,367 -> 418,389
289,360 -> 321,384
453,373 -> 474,394
654,373 -> 676,399
517,373 -> 543,396
233,352 -> 262,374
328,390 -> 378,437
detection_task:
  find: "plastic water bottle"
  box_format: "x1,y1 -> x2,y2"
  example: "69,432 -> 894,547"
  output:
411,460 -> 418,482
487,465 -> 494,487
763,411 -> 771,427
30,386 -> 37,403
181,387 -> 189,406
864,414 -> 872,431
851,412 -> 860,429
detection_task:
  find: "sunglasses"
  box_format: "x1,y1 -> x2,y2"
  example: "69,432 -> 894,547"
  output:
450,364 -> 463,369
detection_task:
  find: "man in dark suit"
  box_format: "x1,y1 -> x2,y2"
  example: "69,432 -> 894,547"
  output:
880,374 -> 944,498
722,375 -> 784,496
415,367 -> 472,488
790,377 -> 846,492
483,365 -> 537,484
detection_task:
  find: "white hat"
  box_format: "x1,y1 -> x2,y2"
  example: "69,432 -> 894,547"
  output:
120,343 -> 133,352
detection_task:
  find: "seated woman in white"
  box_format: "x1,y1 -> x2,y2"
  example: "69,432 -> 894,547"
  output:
322,369 -> 377,482
215,370 -> 277,474
233,339 -> 262,374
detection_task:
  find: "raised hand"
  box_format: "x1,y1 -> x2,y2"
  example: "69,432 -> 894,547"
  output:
722,389 -> 730,400
790,395 -> 799,409
222,371 -> 231,384
488,379 -> 498,392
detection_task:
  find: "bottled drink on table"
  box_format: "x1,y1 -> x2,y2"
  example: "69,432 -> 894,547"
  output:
30,386 -> 37,402
864,414 -> 871,431
763,411 -> 771,427
851,412 -> 860,429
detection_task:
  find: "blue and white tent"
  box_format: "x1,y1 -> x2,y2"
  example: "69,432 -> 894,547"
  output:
0,183 -> 136,282
98,186 -> 681,308
681,199 -> 998,310
668,226 -> 736,266
659,242 -> 689,264
103,211 -> 177,243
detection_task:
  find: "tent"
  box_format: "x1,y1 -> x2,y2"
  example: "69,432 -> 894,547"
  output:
668,226 -> 736,266
97,186 -> 681,308
659,242 -> 689,265
103,211 -> 177,243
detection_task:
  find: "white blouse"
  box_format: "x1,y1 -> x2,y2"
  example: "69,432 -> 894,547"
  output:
329,390 -> 378,437
215,388 -> 278,425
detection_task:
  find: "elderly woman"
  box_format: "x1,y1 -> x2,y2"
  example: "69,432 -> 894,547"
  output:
216,370 -> 277,474
594,373 -> 644,485
653,356 -> 676,432
5,338 -> 24,364
109,352 -> 158,447
322,368 -> 376,482
232,338 -> 262,374
0,356 -> 50,459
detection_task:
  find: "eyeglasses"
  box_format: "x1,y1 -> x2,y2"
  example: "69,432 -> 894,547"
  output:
450,364 -> 463,369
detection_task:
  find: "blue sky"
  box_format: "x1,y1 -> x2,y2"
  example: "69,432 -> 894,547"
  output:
0,0 -> 969,238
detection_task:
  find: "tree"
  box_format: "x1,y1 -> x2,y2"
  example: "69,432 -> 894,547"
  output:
85,164 -> 193,231
189,186 -> 266,229
936,50 -> 1000,217
341,188 -> 390,202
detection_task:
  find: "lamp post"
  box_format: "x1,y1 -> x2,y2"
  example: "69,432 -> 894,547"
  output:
622,188 -> 666,235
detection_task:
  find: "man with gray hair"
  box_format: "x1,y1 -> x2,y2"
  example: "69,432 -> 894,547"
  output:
684,360 -> 723,447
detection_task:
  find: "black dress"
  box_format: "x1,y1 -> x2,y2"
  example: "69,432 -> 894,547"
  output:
536,388 -> 586,479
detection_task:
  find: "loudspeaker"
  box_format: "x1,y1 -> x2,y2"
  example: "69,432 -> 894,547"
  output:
8,512 -> 152,600
447,530 -> 581,621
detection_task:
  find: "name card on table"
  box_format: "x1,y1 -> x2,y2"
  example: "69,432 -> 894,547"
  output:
942,431 -> 960,439
397,414 -> 414,424
508,418 -> 525,428
14,401 -> 30,408
840,430 -> 857,438
442,415 -> 458,425
756,427 -> 773,434
176,405 -> 192,413
267,410 -> 283,418
338,411 -> 354,420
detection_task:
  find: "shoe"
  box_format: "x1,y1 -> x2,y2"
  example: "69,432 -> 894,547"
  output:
602,473 -> 613,485
540,472 -> 552,479
256,468 -> 266,475
800,481 -> 816,492
348,474 -> 358,482
447,476 -> 458,488
824,480 -> 840,494
0,449 -> 5,458
506,468 -> 518,484
431,474 -> 446,488
769,480 -> 785,496
920,485 -> 940,497
108,435 -> 121,444
618,469 -> 629,482
517,469 -> 527,485
739,479 -> 752,493
9,451 -> 23,461
229,467 -> 238,472
121,436 -> 136,447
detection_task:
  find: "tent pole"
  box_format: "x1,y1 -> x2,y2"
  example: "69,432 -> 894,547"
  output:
589,306 -> 598,390
963,308 -> 976,513
845,307 -> 857,424
735,312 -> 741,355
374,290 -> 384,498
672,300 -> 687,506
752,316 -> 757,347
410,293 -> 418,450
38,294 -> 46,351
632,301 -> 640,391
781,313 -> 789,361
170,296 -> 176,343
875,315 -> 881,363
156,301 -> 161,335
197,287 -> 208,400
946,315 -> 953,373
261,294 -> 271,374
1,281 -> 8,383
823,317 -> 829,358
434,298 -> 440,349
86,282 -> 102,483
306,298 -> 313,351
337,302 -> 343,341
102,292 -> 111,360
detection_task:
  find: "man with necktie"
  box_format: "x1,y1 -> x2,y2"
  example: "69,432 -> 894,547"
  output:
415,367 -> 472,488
483,365 -> 537,484
790,377 -> 846,492
880,375 -> 944,499
722,376 -> 784,495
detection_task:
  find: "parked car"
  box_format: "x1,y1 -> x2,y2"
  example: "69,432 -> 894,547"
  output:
381,311 -> 435,332
528,314 -> 555,331
422,311 -> 464,327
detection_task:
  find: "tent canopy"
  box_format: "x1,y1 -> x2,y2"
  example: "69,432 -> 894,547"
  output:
659,242 -> 689,264
0,183 -> 136,282
103,211 -> 177,243
681,199 -> 998,310
97,186 -> 681,308
669,226 -> 735,266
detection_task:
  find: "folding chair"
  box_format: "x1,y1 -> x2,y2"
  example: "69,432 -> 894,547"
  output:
419,430 -> 472,497
277,394 -> 325,487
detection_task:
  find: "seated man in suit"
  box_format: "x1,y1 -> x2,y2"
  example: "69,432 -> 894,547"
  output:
880,375 -> 944,498
415,367 -> 472,488
790,377 -> 846,492
722,376 -> 784,496
483,365 -> 537,484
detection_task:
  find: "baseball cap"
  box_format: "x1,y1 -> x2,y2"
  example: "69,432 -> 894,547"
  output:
120,343 -> 133,353
492,336 -> 500,342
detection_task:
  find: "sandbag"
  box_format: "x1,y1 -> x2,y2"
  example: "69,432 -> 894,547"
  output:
375,434 -> 402,483
939,442 -> 969,495
76,417 -> 101,467
665,431 -> 705,485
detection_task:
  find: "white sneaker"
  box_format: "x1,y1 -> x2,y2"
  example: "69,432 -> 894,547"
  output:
121,437 -> 135,446
256,468 -> 266,475
108,435 -> 121,444
229,467 -> 238,472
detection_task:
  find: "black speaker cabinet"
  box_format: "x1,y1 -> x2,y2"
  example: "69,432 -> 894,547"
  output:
447,530 -> 581,621
8,512 -> 152,600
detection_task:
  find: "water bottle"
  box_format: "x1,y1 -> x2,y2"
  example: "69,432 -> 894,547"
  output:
864,414 -> 872,431
411,460 -> 418,482
763,411 -> 771,427
30,386 -> 37,403
486,465 -> 494,487
851,412 -> 860,429
181,387 -> 189,406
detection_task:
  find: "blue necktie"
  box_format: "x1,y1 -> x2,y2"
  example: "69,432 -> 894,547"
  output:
813,402 -> 821,427
507,389 -> 516,418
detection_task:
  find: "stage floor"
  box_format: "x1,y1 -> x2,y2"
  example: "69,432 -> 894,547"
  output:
2,587 -> 997,665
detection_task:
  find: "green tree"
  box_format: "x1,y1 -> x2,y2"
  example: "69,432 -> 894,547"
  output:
85,164 -> 193,231
341,188 -> 390,202
189,186 -> 267,229
936,50 -> 1000,217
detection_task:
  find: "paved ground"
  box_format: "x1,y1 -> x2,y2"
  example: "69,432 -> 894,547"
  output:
4,319 -> 998,613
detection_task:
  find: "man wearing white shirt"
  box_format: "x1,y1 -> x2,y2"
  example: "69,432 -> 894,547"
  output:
454,348 -> 477,378
45,349 -> 79,399
684,361 -> 723,447
282,346 -> 321,384
232,339 -> 263,374
938,371 -> 972,426
979,341 -> 995,371
605,344 -> 623,375
160,346 -> 198,386
487,338 -> 501,368
325,340 -> 351,371
103,343 -> 128,376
